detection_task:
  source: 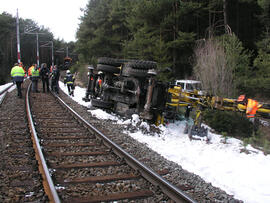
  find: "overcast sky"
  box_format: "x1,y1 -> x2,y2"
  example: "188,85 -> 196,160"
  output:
0,0 -> 89,42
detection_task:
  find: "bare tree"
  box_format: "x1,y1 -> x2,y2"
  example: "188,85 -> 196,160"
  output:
223,0 -> 228,34
193,38 -> 234,97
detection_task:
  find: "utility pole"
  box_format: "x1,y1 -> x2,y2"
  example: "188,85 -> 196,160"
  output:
66,47 -> 69,57
16,9 -> 21,63
36,33 -> 39,67
40,41 -> 54,67
24,28 -> 46,67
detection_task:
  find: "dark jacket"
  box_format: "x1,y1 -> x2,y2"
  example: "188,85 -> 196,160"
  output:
40,65 -> 50,80
64,73 -> 75,84
51,68 -> 60,81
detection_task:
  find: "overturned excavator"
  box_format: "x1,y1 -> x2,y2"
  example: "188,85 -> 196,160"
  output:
83,57 -> 270,137
83,57 -> 167,122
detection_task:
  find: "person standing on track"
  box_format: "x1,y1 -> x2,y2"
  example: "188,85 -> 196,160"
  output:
64,70 -> 75,96
31,64 -> 40,93
51,65 -> 60,94
28,64 -> 34,79
19,62 -> 27,78
40,63 -> 50,93
10,63 -> 25,98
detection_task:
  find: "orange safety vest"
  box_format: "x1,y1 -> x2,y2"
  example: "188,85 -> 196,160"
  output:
246,99 -> 261,118
98,79 -> 102,86
28,66 -> 34,76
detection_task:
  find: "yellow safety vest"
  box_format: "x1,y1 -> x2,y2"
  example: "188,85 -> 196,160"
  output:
31,68 -> 40,77
11,66 -> 25,77
11,66 -> 25,82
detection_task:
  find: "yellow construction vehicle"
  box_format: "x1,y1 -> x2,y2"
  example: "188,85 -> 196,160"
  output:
164,81 -> 270,137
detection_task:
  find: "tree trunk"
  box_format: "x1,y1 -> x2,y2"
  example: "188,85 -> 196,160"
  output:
223,0 -> 228,33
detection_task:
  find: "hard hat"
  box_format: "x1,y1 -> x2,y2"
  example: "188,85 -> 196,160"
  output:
98,71 -> 103,75
66,70 -> 71,74
237,95 -> 246,102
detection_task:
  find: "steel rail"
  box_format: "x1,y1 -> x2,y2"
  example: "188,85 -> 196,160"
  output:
0,91 -> 7,105
0,83 -> 15,105
0,83 -> 14,96
26,83 -> 61,203
52,92 -> 197,203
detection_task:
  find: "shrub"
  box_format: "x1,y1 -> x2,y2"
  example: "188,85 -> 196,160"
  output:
203,109 -> 253,138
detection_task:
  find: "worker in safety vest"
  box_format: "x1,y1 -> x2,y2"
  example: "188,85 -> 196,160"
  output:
64,70 -> 75,96
31,64 -> 40,93
19,62 -> 27,77
97,71 -> 103,86
246,99 -> 262,119
95,71 -> 103,96
237,95 -> 262,121
237,94 -> 262,135
83,66 -> 96,101
28,64 -> 35,79
10,63 -> 25,98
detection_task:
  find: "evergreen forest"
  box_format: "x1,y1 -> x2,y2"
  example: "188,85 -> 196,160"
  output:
76,0 -> 270,99
1,0 -> 270,99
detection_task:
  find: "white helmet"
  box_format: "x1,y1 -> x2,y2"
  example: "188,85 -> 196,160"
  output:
66,70 -> 71,74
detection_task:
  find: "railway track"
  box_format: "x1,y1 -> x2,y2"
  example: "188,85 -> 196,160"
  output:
26,82 -> 196,202
0,80 -> 47,202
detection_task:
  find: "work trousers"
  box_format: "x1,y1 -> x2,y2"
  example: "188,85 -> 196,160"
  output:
51,80 -> 59,94
67,84 -> 74,96
32,80 -> 39,92
16,81 -> 23,98
42,78 -> 50,93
